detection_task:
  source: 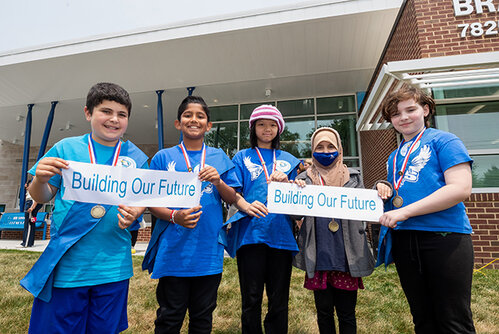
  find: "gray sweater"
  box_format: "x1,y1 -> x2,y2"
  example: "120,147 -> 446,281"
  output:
292,169 -> 375,278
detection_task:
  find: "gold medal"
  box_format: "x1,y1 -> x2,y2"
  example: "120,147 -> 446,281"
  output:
328,220 -> 339,232
91,205 -> 106,218
392,195 -> 403,208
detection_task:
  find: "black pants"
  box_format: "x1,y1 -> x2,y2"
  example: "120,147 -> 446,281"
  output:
22,200 -> 43,247
130,230 -> 138,247
392,230 -> 476,334
155,273 -> 222,334
236,244 -> 292,334
314,285 -> 357,334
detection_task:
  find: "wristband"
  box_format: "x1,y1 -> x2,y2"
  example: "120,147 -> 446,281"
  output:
170,210 -> 176,224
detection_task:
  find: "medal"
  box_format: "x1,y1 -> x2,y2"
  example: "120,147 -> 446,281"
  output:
317,174 -> 340,232
392,128 -> 426,208
86,134 -> 122,219
180,142 -> 206,173
392,193 -> 404,208
91,205 -> 106,218
255,147 -> 276,182
328,220 -> 339,232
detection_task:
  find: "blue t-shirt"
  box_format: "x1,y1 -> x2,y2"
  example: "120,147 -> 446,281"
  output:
148,145 -> 240,278
29,134 -> 148,288
224,148 -> 300,257
386,128 -> 473,233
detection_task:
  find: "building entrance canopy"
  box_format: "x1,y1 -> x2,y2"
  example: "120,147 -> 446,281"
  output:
357,51 -> 499,131
0,0 -> 401,147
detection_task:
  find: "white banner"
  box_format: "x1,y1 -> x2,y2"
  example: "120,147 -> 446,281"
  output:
267,182 -> 383,222
62,161 -> 201,207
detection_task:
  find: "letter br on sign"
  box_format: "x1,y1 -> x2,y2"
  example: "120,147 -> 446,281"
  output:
267,182 -> 383,222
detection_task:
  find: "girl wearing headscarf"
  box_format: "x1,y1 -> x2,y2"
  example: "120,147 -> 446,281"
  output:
293,127 -> 375,334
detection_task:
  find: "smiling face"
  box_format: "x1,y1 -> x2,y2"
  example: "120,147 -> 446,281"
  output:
174,103 -> 212,141
254,119 -> 278,148
314,141 -> 337,154
391,98 -> 429,141
85,100 -> 129,146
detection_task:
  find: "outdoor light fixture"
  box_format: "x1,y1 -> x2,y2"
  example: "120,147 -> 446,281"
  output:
265,89 -> 272,97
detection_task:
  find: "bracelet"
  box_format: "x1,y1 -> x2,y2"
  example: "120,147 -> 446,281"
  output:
170,210 -> 176,224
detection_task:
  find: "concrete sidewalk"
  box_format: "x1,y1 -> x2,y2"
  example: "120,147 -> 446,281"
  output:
0,239 -> 150,256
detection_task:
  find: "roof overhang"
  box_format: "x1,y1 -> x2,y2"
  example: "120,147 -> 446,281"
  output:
357,51 -> 499,131
0,1 -> 402,147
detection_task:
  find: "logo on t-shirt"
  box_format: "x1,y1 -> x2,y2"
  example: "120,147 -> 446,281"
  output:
275,160 -> 291,173
243,157 -> 264,181
118,156 -> 136,168
402,145 -> 431,185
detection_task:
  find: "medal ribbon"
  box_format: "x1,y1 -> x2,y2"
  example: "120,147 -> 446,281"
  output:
87,134 -> 121,166
392,128 -> 426,192
180,142 -> 206,172
255,147 -> 276,182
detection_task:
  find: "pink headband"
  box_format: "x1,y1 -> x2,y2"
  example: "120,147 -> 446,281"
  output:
249,105 -> 285,134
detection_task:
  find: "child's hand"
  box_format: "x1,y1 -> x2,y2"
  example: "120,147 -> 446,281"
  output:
377,183 -> 393,200
379,208 -> 409,229
35,157 -> 69,184
294,179 -> 306,188
117,205 -> 142,229
269,170 -> 288,183
198,166 -> 221,186
245,200 -> 268,218
174,206 -> 203,228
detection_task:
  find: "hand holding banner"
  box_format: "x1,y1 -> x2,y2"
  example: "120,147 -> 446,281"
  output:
62,161 -> 201,207
267,182 -> 383,222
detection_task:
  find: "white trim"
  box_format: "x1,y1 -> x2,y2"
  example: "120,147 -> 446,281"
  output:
357,51 -> 499,132
472,188 -> 499,194
435,95 -> 499,104
468,149 -> 499,155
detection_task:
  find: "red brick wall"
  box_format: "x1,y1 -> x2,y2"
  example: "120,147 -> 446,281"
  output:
466,193 -> 499,269
414,0 -> 499,58
381,0 -> 422,64
1,229 -> 47,240
360,0 -> 499,269
137,227 -> 152,242
360,129 -> 398,189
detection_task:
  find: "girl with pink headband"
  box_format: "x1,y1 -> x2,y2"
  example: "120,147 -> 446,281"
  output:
222,104 -> 300,333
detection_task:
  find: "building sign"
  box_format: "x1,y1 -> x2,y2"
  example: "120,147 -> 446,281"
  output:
453,0 -> 499,37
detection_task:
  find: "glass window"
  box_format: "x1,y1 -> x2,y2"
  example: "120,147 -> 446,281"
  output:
471,155 -> 499,188
435,101 -> 499,150
239,123 -> 251,150
241,102 -> 275,120
205,122 -> 239,158
317,95 -> 356,114
277,99 -> 314,117
280,117 -> 315,159
317,115 -> 359,158
44,204 -> 53,213
209,105 -> 238,122
433,84 -> 499,99
0,204 -> 5,212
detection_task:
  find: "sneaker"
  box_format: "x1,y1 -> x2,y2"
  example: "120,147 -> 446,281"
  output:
131,247 -> 136,254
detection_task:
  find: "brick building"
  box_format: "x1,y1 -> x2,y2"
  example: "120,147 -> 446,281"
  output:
0,1 -> 497,267
359,0 -> 499,268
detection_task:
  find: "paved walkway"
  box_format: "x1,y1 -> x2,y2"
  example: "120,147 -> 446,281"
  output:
0,239 -> 231,257
0,239 -> 149,256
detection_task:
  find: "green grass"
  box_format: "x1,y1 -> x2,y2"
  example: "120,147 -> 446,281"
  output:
1,250 -> 498,333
